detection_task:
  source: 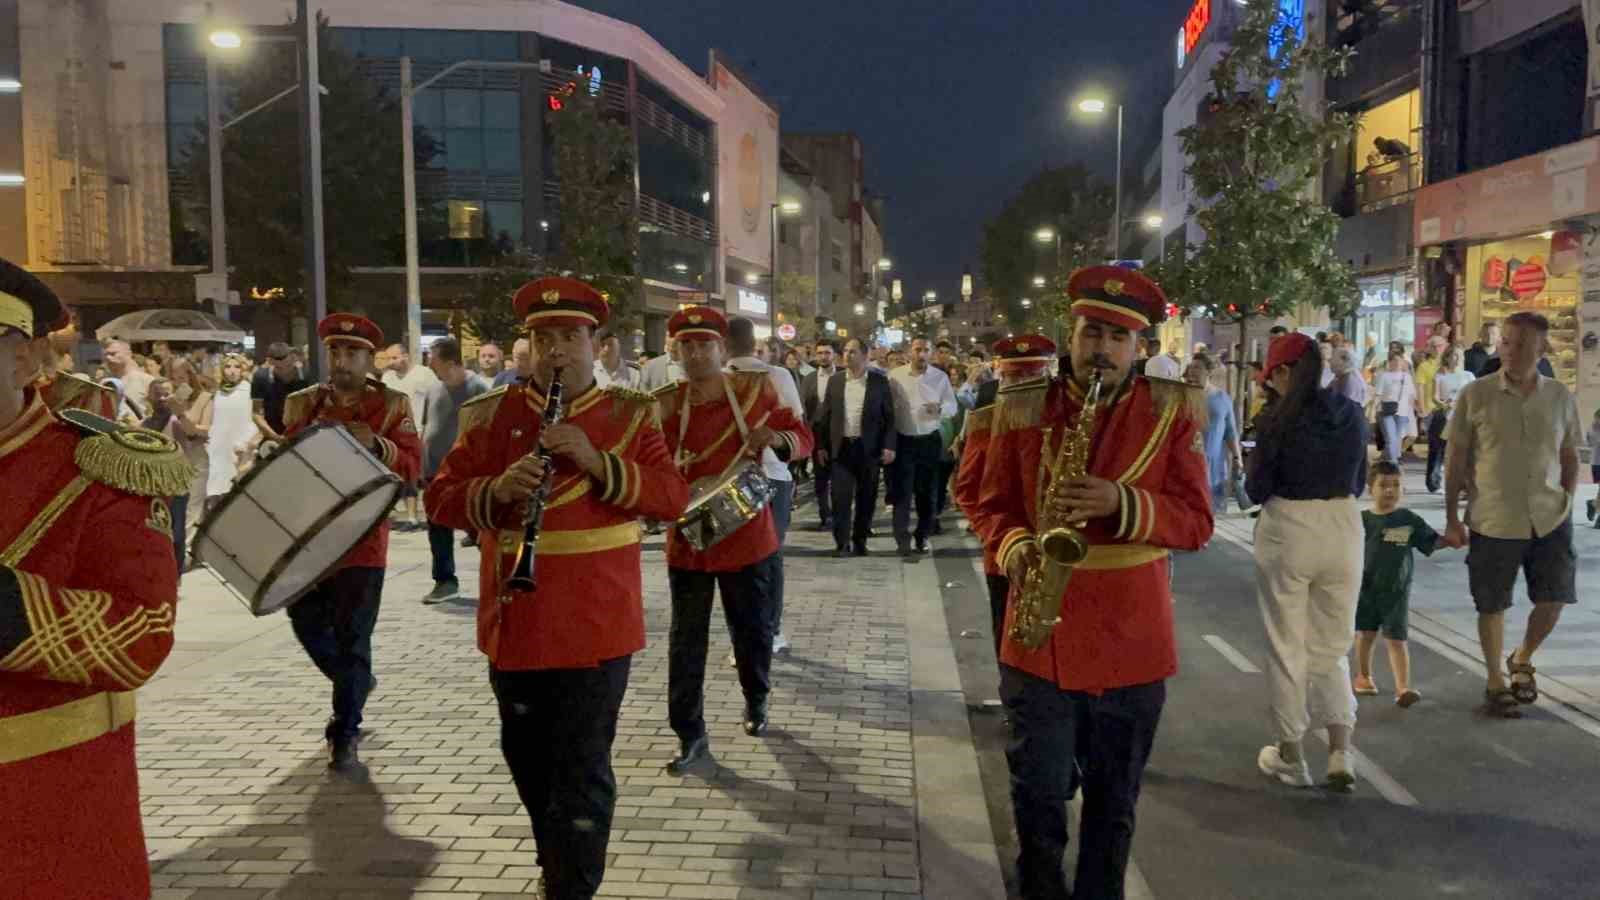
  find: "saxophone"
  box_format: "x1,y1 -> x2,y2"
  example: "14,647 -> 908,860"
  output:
1008,366 -> 1105,649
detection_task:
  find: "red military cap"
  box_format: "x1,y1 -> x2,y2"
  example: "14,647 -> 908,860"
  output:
512,276 -> 610,330
1258,331 -> 1315,382
317,312 -> 384,351
991,334 -> 1056,367
668,305 -> 727,342
1067,266 -> 1169,332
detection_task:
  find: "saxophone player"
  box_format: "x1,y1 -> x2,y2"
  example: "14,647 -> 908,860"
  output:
424,277 -> 688,900
973,267 -> 1214,900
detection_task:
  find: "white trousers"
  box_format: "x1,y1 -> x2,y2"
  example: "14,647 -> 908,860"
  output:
1254,496 -> 1361,743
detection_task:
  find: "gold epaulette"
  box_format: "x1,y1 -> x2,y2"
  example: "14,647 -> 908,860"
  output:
1144,375 -> 1207,421
57,410 -> 194,497
376,382 -> 415,433
282,383 -> 323,429
992,376 -> 1050,436
649,380 -> 680,399
653,381 -> 685,421
963,404 -> 994,438
459,384 -> 510,435
604,383 -> 661,427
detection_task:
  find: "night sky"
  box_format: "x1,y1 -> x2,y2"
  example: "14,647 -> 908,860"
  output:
570,0 -> 1197,304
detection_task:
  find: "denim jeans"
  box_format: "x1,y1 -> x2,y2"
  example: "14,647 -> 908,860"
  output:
1379,414 -> 1409,463
768,480 -> 793,634
288,566 -> 385,742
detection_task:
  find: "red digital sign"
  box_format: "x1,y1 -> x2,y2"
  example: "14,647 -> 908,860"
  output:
1183,0 -> 1212,57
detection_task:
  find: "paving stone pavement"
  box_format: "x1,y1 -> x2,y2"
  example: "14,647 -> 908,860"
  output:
136,508 -> 995,900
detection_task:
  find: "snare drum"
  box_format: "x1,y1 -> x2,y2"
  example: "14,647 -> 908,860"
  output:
674,460 -> 774,551
192,423 -> 402,616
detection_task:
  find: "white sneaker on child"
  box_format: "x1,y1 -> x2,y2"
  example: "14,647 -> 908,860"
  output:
1326,749 -> 1356,794
1257,744 -> 1314,787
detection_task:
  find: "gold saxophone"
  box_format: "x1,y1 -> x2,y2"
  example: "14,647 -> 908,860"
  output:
1008,367 -> 1104,650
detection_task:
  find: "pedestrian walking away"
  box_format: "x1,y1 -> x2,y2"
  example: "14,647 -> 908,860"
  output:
1247,331 -> 1368,794
418,337 -> 490,604
1353,460 -> 1452,708
814,336 -> 897,557
1443,311 -> 1581,719
425,276 -> 688,900
281,314 -> 422,770
656,306 -> 812,774
974,267 -> 1213,900
0,258 -> 193,898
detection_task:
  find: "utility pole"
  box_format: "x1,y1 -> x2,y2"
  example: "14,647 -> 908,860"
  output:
297,0 -> 328,380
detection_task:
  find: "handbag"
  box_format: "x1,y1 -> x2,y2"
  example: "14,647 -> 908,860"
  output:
1379,400 -> 1399,417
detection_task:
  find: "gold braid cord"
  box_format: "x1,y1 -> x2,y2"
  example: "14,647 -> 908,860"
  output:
991,377 -> 1050,436
1145,376 -> 1208,422
74,428 -> 195,497
0,569 -> 175,689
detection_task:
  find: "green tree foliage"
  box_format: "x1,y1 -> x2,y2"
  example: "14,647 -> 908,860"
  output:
979,164 -> 1113,334
774,272 -> 817,336
1153,0 -> 1358,328
178,15 -> 426,315
545,72 -> 640,331
456,248 -> 546,348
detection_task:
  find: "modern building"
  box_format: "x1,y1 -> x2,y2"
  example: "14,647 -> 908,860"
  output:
776,147 -> 850,334
6,0 -> 736,354
1413,0 -> 1597,412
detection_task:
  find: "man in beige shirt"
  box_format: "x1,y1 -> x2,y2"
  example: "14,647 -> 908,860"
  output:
1444,311 -> 1580,718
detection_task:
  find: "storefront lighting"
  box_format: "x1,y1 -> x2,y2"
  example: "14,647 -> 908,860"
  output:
745,273 -> 759,285
1021,299 -> 1033,308
877,258 -> 892,270
854,303 -> 866,315
539,219 -> 549,231
0,173 -> 23,186
0,79 -> 20,93
701,191 -> 711,204
208,29 -> 243,50
779,200 -> 802,214
673,262 -> 689,273
1540,230 -> 1555,239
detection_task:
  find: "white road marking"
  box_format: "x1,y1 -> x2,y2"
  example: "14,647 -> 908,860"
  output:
1310,732 -> 1420,807
1483,739 -> 1533,768
1202,634 -> 1262,673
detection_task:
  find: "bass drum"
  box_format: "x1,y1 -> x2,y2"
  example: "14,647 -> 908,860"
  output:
192,423 -> 401,616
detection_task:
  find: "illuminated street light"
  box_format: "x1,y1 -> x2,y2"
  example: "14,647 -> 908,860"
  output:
877,257 -> 892,270
892,279 -> 903,302
961,272 -> 973,300
1032,275 -> 1046,288
1021,298 -> 1033,308
1074,92 -> 1124,259
1144,213 -> 1164,229
779,200 -> 803,214
1077,97 -> 1108,114
1034,227 -> 1056,244
924,290 -> 937,302
0,79 -> 20,93
673,262 -> 689,273
208,29 -> 243,50
0,173 -> 23,186
854,303 -> 866,315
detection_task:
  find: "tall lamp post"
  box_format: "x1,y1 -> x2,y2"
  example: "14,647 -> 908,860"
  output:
1076,96 -> 1124,262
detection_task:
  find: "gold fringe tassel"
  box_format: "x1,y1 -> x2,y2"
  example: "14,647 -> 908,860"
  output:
75,433 -> 195,497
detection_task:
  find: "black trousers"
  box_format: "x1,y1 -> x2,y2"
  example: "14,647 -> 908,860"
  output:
830,439 -> 882,549
427,521 -> 457,584
667,554 -> 780,742
893,431 -> 943,544
1424,409 -> 1448,492
491,657 -> 630,900
986,574 -> 1011,666
813,446 -> 834,526
1001,667 -> 1165,900
288,566 -> 384,742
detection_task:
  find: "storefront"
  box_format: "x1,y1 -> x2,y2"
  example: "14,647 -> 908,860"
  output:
1353,269 -> 1417,362
1414,136 -> 1600,398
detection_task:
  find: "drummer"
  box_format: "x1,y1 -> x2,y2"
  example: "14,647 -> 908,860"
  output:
280,313 -> 422,770
656,306 -> 813,774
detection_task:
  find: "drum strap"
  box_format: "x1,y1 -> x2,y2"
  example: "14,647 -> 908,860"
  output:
676,378 -> 766,482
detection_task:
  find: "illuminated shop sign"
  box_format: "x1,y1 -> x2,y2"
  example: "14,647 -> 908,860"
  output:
1181,0 -> 1211,62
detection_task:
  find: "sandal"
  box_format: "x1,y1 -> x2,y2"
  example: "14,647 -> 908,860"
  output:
1353,677 -> 1380,696
1396,689 -> 1421,708
1506,653 -> 1538,704
1482,687 -> 1522,718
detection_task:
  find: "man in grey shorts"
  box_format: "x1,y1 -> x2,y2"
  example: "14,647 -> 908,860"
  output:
1443,311 -> 1580,718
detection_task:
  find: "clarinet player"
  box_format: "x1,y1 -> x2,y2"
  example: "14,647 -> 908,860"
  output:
425,277 -> 688,900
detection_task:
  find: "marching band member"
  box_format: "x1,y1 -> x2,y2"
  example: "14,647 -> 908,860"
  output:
656,306 -> 812,774
975,268 -> 1212,900
281,313 -> 422,770
425,277 -> 688,900
955,334 -> 1055,670
0,259 -> 192,897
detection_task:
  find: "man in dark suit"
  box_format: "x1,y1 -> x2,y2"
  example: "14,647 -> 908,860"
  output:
815,338 -> 897,556
799,338 -> 840,530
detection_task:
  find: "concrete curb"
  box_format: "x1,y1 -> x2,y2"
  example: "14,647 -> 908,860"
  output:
901,547 -> 1009,899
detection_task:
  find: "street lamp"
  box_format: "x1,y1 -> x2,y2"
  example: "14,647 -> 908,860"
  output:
208,29 -> 242,49
1143,213 -> 1164,229
1032,275 -> 1046,288
767,198 -> 803,322
854,303 -> 866,315
891,279 -> 902,302
961,271 -> 973,301
877,257 -> 892,270
1034,226 -> 1056,245
1075,93 -> 1125,261
924,290 -> 937,302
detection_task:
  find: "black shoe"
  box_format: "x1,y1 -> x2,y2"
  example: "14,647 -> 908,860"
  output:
743,703 -> 769,736
865,527 -> 878,538
930,520 -> 944,536
1589,499 -> 1596,522
665,736 -> 711,774
833,546 -> 851,558
329,737 -> 360,771
852,542 -> 869,557
914,536 -> 929,553
422,580 -> 460,604
815,520 -> 834,532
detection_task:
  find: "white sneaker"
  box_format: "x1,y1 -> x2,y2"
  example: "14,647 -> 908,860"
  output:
1326,749 -> 1356,794
725,651 -> 738,669
772,633 -> 790,654
1257,744 -> 1313,787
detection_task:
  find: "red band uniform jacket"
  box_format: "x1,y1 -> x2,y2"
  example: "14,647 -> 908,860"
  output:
282,377 -> 423,571
424,383 -> 688,669
0,392 -> 190,898
975,375 -> 1214,692
657,371 -> 813,572
955,400 -> 1001,576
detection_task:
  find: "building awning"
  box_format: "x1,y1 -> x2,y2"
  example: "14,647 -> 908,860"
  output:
1413,136 -> 1600,248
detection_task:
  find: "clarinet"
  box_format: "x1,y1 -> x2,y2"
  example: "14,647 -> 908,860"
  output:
503,369 -> 565,597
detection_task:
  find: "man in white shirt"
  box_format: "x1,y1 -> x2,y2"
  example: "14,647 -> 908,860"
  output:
1443,311 -> 1580,719
592,330 -> 641,390
888,336 -> 957,557
101,339 -> 154,422
640,338 -> 684,392
726,317 -> 804,653
800,339 -> 840,530
1143,339 -> 1183,381
815,338 -> 897,556
380,342 -> 439,530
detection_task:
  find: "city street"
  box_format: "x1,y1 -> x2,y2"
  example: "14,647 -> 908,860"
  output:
137,466 -> 1600,899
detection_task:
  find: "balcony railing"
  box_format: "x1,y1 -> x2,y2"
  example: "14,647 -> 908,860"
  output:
1355,153 -> 1421,212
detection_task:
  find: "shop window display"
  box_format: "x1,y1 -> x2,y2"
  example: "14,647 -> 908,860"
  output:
1466,231 -> 1581,386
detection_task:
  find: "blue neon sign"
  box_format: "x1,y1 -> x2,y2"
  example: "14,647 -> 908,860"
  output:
1266,0 -> 1306,100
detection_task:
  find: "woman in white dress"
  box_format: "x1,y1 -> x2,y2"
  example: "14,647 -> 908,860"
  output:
205,354 -> 258,511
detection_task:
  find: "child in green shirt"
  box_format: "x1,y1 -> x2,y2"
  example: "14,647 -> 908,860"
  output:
1353,460 -> 1447,708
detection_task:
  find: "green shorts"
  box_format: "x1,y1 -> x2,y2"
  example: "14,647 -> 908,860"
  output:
1356,587 -> 1409,640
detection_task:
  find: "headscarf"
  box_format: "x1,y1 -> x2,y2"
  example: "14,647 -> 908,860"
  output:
218,352 -> 253,393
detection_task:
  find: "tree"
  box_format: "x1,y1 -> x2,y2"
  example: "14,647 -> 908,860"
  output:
455,248 -> 546,348
774,272 -> 818,338
979,164 -> 1113,334
1153,0 -> 1359,355
545,70 -> 640,332
178,14 -> 428,317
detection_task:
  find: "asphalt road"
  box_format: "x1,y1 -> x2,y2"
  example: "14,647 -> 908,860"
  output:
930,516 -> 1600,900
